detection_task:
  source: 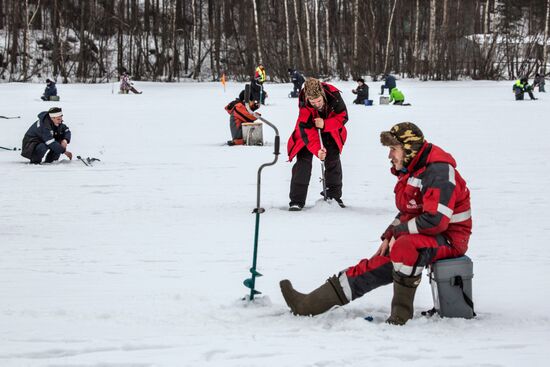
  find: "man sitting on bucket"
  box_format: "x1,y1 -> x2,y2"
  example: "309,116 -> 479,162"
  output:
21,107 -> 73,164
224,97 -> 261,146
280,122 -> 472,325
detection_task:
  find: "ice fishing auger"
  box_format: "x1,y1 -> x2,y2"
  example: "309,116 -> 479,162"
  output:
242,84 -> 280,301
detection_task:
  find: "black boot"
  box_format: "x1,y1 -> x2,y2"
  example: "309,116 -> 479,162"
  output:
280,276 -> 349,316
386,271 -> 421,325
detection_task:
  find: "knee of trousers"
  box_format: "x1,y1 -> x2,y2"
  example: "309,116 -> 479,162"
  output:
336,272 -> 353,302
389,235 -> 425,276
30,144 -> 50,163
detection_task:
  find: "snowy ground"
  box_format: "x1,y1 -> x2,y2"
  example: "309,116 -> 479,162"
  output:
1,79 -> 549,366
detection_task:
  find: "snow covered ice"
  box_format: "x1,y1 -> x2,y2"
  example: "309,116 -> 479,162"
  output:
1,80 -> 549,366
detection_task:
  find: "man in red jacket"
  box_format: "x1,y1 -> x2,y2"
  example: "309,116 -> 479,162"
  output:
287,78 -> 348,211
280,122 -> 472,325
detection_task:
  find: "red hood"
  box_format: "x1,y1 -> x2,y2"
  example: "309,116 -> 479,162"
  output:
392,142 -> 457,176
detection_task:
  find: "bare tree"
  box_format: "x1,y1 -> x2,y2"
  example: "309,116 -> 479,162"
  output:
284,0 -> 291,67
428,0 -> 437,78
252,0 -> 262,63
293,0 -> 306,71
544,0 -> 550,74
383,0 -> 398,73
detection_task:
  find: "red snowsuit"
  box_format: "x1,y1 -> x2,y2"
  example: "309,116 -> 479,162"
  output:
339,142 -> 472,301
225,100 -> 257,128
287,83 -> 348,161
225,100 -> 257,141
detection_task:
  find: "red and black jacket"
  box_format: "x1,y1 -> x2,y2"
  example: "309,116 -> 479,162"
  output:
287,83 -> 348,161
382,142 -> 472,254
225,100 -> 257,128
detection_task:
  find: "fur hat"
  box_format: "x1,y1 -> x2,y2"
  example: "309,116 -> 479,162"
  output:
304,77 -> 326,100
380,122 -> 425,165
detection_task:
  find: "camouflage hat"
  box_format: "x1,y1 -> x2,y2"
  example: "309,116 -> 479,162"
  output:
304,77 -> 326,100
380,122 -> 425,165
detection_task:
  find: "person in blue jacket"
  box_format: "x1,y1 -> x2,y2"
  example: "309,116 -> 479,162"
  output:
21,107 -> 73,164
288,68 -> 305,98
380,74 -> 396,95
41,79 -> 58,101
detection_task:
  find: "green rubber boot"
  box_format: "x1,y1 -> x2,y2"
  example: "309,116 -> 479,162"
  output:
280,276 -> 349,316
386,271 -> 422,325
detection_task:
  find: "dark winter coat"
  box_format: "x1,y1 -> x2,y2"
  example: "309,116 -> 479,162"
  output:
381,142 -> 472,254
250,78 -> 266,103
43,82 -> 57,98
291,70 -> 305,87
383,75 -> 397,90
21,112 -> 71,160
287,82 -> 348,161
513,79 -> 532,93
352,84 -> 369,103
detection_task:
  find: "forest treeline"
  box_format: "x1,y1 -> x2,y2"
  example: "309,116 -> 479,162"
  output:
0,0 -> 549,83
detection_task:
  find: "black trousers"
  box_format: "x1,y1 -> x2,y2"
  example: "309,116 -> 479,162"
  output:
289,138 -> 343,207
30,143 -> 61,164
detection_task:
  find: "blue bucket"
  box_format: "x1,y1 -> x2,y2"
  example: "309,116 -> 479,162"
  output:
364,99 -> 373,106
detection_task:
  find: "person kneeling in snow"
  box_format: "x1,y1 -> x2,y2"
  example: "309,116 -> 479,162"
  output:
21,107 -> 73,164
352,78 -> 369,104
513,77 -> 536,100
119,72 -> 142,94
280,122 -> 472,325
389,87 -> 409,105
41,79 -> 57,101
224,98 -> 260,146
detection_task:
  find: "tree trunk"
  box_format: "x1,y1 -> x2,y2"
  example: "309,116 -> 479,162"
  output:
284,0 -> 291,67
194,0 -> 203,79
352,0 -> 358,75
304,0 -> 313,72
544,0 -> 550,74
325,0 -> 330,73
428,0 -> 436,79
413,0 -> 420,77
383,0 -> 398,73
293,0 -> 306,71
252,0 -> 262,63
23,0 -> 29,79
77,0 -> 87,80
314,0 -> 320,70
483,0 -> 490,34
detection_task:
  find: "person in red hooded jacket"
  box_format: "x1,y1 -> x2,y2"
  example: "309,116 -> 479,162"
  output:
287,78 -> 348,211
224,98 -> 260,146
280,122 -> 472,325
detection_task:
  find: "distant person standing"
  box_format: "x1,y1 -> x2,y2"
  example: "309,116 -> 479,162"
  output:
286,78 -> 348,211
352,78 -> 369,104
288,68 -> 305,98
250,76 -> 267,105
255,64 -> 267,84
119,72 -> 142,94
41,79 -> 58,101
21,107 -> 72,164
380,74 -> 396,95
533,73 -> 546,93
